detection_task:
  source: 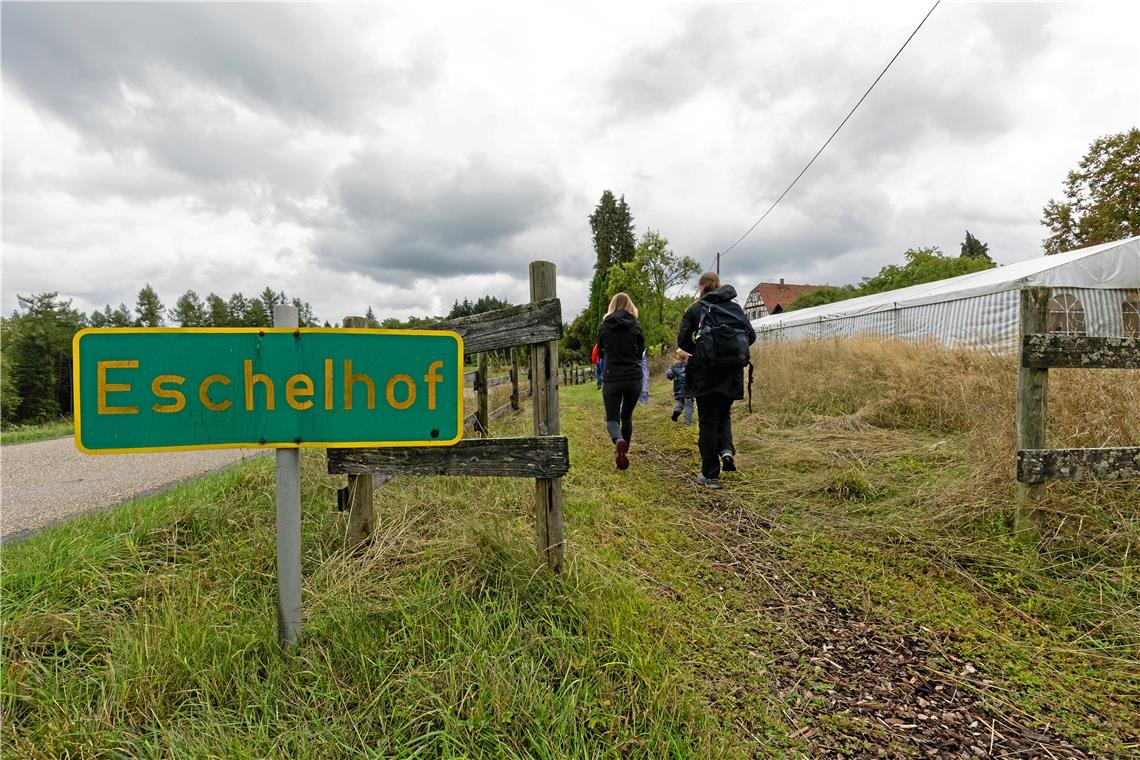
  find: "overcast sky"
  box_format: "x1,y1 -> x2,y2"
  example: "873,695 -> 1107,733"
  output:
3,1 -> 1138,325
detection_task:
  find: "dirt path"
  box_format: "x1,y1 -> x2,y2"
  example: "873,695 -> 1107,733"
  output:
0,437 -> 266,542
633,418 -> 1120,759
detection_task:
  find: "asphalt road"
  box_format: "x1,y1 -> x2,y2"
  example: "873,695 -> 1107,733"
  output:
0,436 -> 266,542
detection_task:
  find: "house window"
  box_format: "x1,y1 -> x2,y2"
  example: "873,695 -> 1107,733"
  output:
1124,292 -> 1140,338
1047,293 -> 1086,335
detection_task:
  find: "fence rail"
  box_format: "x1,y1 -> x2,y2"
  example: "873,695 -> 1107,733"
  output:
1015,286 -> 1140,541
329,261 -> 570,571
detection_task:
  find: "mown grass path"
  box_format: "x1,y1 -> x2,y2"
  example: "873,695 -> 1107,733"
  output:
2,376 -> 1137,758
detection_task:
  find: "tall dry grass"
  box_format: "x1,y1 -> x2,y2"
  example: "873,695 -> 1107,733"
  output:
746,336 -> 1140,657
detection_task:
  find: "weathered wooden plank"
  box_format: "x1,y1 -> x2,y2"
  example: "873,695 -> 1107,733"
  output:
476,353 -> 489,436
327,436 -> 570,478
1022,334 -> 1140,369
1015,287 -> 1050,542
427,298 -> 562,355
510,348 -> 521,411
464,371 -> 513,388
530,261 -> 565,573
1017,447 -> 1140,484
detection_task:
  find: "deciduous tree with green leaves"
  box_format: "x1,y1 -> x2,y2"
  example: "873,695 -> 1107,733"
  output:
602,231 -> 700,353
786,246 -> 996,311
1042,128 -> 1140,254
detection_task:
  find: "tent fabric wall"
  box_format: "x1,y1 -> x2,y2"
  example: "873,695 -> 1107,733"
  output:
752,237 -> 1140,349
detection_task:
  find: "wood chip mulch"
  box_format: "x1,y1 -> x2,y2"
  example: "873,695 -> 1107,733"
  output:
688,487 -> 1137,759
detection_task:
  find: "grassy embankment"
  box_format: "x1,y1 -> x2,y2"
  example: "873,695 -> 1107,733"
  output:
0,419 -> 73,445
2,338 -> 1137,757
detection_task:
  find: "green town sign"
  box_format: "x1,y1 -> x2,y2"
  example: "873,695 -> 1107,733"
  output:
73,328 -> 464,453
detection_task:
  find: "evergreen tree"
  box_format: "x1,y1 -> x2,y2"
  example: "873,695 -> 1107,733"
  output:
959,230 -> 993,262
89,308 -> 109,328
259,287 -> 280,322
583,190 -> 636,346
292,298 -> 317,327
170,290 -> 208,326
227,293 -> 250,326
245,298 -> 269,327
206,293 -> 229,326
364,306 -> 378,328
110,303 -> 133,327
0,318 -> 22,422
6,293 -> 85,424
135,284 -> 165,327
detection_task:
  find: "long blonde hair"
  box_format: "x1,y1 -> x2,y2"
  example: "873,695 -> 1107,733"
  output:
606,292 -> 638,318
698,272 -> 721,297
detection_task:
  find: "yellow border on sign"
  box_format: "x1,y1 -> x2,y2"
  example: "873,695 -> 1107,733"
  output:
72,327 -> 466,454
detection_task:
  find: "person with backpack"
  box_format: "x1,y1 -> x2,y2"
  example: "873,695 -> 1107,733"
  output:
677,272 -> 756,489
597,292 -> 645,470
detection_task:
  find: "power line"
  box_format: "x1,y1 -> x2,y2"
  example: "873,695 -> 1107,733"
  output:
712,0 -> 941,272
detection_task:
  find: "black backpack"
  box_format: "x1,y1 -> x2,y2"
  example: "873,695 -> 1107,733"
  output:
695,301 -> 752,367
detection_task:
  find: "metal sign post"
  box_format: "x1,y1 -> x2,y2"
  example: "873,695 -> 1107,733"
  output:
273,305 -> 302,648
72,319 -> 465,648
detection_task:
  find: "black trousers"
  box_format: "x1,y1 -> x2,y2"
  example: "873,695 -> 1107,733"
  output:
602,378 -> 641,443
696,393 -> 734,479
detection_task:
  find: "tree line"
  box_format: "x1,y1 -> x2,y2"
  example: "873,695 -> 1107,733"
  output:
786,233 -> 995,311
0,285 -> 322,427
563,190 -> 702,362
0,284 -> 516,428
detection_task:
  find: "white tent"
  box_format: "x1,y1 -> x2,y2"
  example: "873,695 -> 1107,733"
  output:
752,236 -> 1140,348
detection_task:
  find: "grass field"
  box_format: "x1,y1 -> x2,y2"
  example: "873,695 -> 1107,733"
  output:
0,419 -> 73,446
2,339 -> 1137,757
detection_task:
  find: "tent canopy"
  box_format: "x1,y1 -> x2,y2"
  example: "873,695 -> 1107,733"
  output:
752,236 -> 1140,331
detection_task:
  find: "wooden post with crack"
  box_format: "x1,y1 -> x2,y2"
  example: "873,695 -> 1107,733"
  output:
529,261 -> 564,572
342,315 -> 374,550
1015,287 -> 1049,543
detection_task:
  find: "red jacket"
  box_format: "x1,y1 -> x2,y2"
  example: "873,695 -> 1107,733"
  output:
591,343 -> 600,365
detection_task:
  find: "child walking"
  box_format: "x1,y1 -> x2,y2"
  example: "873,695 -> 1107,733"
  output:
665,349 -> 694,425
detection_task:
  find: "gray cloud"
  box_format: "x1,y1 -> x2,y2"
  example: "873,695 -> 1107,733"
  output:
311,151 -> 567,281
1,3 -> 439,207
603,5 -> 745,120
1,3 -> 431,130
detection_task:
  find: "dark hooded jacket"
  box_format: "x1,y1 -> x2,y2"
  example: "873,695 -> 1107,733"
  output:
677,285 -> 757,399
597,309 -> 645,384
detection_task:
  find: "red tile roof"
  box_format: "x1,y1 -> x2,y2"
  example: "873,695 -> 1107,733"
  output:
748,282 -> 819,315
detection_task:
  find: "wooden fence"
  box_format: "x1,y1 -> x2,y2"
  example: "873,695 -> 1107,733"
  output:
328,261 -> 570,571
1014,286 -> 1140,540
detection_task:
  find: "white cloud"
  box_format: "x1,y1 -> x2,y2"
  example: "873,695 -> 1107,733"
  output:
3,1 -> 1138,325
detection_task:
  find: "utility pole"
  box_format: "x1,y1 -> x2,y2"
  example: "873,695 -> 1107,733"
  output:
715,251 -> 720,275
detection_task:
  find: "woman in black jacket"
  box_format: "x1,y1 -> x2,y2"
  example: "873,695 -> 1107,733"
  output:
597,292 -> 645,470
677,272 -> 756,488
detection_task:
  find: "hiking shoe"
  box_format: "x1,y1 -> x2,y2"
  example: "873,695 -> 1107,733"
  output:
697,473 -> 720,489
615,438 -> 629,470
721,451 -> 736,472
671,410 -> 681,422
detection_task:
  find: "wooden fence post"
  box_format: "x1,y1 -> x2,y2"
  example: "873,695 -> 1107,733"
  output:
1015,287 -> 1050,543
510,348 -> 521,411
476,352 -> 489,436
530,261 -> 564,572
343,316 -> 375,550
